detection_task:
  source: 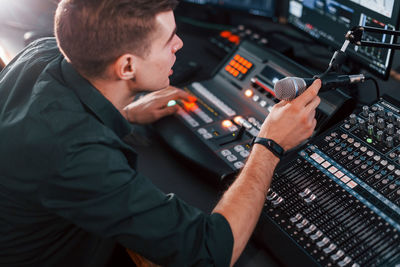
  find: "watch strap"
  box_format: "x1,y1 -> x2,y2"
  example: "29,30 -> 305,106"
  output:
251,137 -> 285,159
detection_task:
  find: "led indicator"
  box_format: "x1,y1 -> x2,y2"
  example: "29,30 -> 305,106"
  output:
167,100 -> 177,107
367,138 -> 373,144
244,89 -> 254,98
222,120 -> 233,128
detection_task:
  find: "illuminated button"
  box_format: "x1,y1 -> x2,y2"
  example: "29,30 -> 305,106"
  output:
234,116 -> 245,125
335,171 -> 344,179
228,35 -> 240,44
238,57 -> 244,64
245,62 -> 253,69
234,54 -> 241,61
314,156 -> 324,164
328,166 -> 338,174
341,176 -> 351,183
347,180 -> 358,189
233,70 -> 239,77
244,89 -> 253,98
167,100 -> 177,107
220,31 -> 232,38
242,68 -> 248,74
222,120 -> 233,128
322,161 -> 331,168
229,60 -> 236,66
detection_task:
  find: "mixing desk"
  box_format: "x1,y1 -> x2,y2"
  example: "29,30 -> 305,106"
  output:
256,97 -> 400,266
155,41 -> 355,181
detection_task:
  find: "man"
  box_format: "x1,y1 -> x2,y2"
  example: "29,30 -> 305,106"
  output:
0,0 -> 321,266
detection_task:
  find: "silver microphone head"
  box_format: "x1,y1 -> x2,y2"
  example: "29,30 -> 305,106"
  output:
274,77 -> 307,101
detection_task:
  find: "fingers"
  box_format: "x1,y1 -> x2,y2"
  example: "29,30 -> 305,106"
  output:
155,105 -> 179,120
292,79 -> 321,106
163,86 -> 197,103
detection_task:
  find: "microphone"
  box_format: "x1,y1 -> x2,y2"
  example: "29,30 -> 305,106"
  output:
274,74 -> 366,101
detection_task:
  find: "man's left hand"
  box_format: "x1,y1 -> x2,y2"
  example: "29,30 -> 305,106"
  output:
124,86 -> 196,124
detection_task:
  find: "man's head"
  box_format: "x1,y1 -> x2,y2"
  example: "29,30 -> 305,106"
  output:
55,0 -> 181,90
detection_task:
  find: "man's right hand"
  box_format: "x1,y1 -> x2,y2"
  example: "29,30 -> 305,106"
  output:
258,79 -> 321,151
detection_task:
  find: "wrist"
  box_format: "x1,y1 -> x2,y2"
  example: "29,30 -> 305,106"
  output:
123,106 -> 134,124
251,137 -> 285,160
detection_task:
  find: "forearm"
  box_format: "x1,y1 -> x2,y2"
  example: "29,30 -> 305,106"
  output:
212,145 -> 280,266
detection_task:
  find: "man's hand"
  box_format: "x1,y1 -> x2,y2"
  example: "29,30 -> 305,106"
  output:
259,79 -> 321,151
123,86 -> 196,124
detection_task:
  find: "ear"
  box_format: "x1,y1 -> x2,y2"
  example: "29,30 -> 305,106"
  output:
114,54 -> 137,80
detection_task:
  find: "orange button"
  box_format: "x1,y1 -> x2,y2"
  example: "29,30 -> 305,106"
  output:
233,70 -> 239,77
238,57 -> 244,64
225,65 -> 231,72
230,60 -> 236,66
234,54 -> 241,61
220,30 -> 232,38
228,35 -> 240,44
242,68 -> 248,74
246,62 -> 253,69
244,89 -> 253,97
222,120 -> 233,128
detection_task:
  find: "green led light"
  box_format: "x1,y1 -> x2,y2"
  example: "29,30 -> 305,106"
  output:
367,138 -> 373,144
167,100 -> 177,107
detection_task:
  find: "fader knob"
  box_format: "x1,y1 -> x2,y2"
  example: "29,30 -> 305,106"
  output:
368,113 -> 375,124
386,136 -> 394,148
377,106 -> 385,117
367,125 -> 374,136
377,118 -> 385,129
362,106 -> 369,116
387,123 -> 394,135
377,130 -> 384,142
387,111 -> 394,122
358,118 -> 366,130
349,114 -> 357,125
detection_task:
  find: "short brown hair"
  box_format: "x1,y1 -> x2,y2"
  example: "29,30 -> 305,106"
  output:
55,0 -> 178,78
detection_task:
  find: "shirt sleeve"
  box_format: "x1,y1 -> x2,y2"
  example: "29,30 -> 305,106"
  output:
38,138 -> 233,266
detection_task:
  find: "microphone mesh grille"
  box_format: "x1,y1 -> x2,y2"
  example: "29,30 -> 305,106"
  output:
274,77 -> 307,101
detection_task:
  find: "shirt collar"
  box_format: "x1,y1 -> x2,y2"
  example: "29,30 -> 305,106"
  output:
60,58 -> 132,139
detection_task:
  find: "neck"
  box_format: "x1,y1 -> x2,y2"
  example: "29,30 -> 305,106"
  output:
89,77 -> 136,118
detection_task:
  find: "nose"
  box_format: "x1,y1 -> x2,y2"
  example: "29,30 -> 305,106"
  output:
172,35 -> 184,53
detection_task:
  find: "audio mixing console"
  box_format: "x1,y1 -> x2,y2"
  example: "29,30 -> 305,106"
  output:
155,41 -> 355,180
256,97 -> 400,266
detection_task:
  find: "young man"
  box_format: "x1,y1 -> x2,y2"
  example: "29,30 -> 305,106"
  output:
0,0 -> 321,266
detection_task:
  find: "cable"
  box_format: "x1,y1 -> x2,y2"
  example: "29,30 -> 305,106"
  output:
365,76 -> 381,101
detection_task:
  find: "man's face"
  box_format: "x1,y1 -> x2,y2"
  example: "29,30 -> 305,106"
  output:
133,11 -> 183,91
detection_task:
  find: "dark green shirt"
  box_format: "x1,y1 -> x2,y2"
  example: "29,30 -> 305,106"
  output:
0,38 -> 233,267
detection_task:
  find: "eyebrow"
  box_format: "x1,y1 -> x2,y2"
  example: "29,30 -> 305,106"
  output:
164,26 -> 177,47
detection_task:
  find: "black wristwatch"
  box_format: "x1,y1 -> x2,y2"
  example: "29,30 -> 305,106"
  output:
251,137 -> 285,159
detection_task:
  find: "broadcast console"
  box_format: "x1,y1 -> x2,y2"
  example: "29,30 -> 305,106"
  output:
155,41 -> 355,180
154,38 -> 400,265
255,97 -> 400,266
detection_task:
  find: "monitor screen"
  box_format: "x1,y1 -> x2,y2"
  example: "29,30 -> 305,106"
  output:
287,0 -> 400,79
182,0 -> 276,18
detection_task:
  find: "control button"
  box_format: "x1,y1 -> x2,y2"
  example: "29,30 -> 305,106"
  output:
203,133 -> 213,140
197,128 -> 208,135
304,224 -> 317,235
323,243 -> 337,255
252,95 -> 260,102
316,237 -> 330,248
338,256 -> 352,267
234,161 -> 244,169
290,213 -> 302,224
377,118 -> 385,129
387,111 -> 394,122
295,219 -> 309,230
271,196 -> 284,207
299,188 -> 311,198
362,106 -> 369,116
349,114 -> 357,124
305,194 -> 317,204
240,150 -> 250,158
387,123 -> 394,135
330,249 -> 345,262
234,145 -> 245,152
221,149 -> 232,157
341,176 -> 351,183
266,191 -> 278,201
377,106 -> 385,117
386,136 -> 394,148
310,230 -> 323,241
368,113 -> 375,124
227,155 -> 238,162
259,100 -> 267,107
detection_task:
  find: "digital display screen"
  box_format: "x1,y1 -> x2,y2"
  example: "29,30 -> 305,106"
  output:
182,0 -> 276,18
288,0 -> 400,79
